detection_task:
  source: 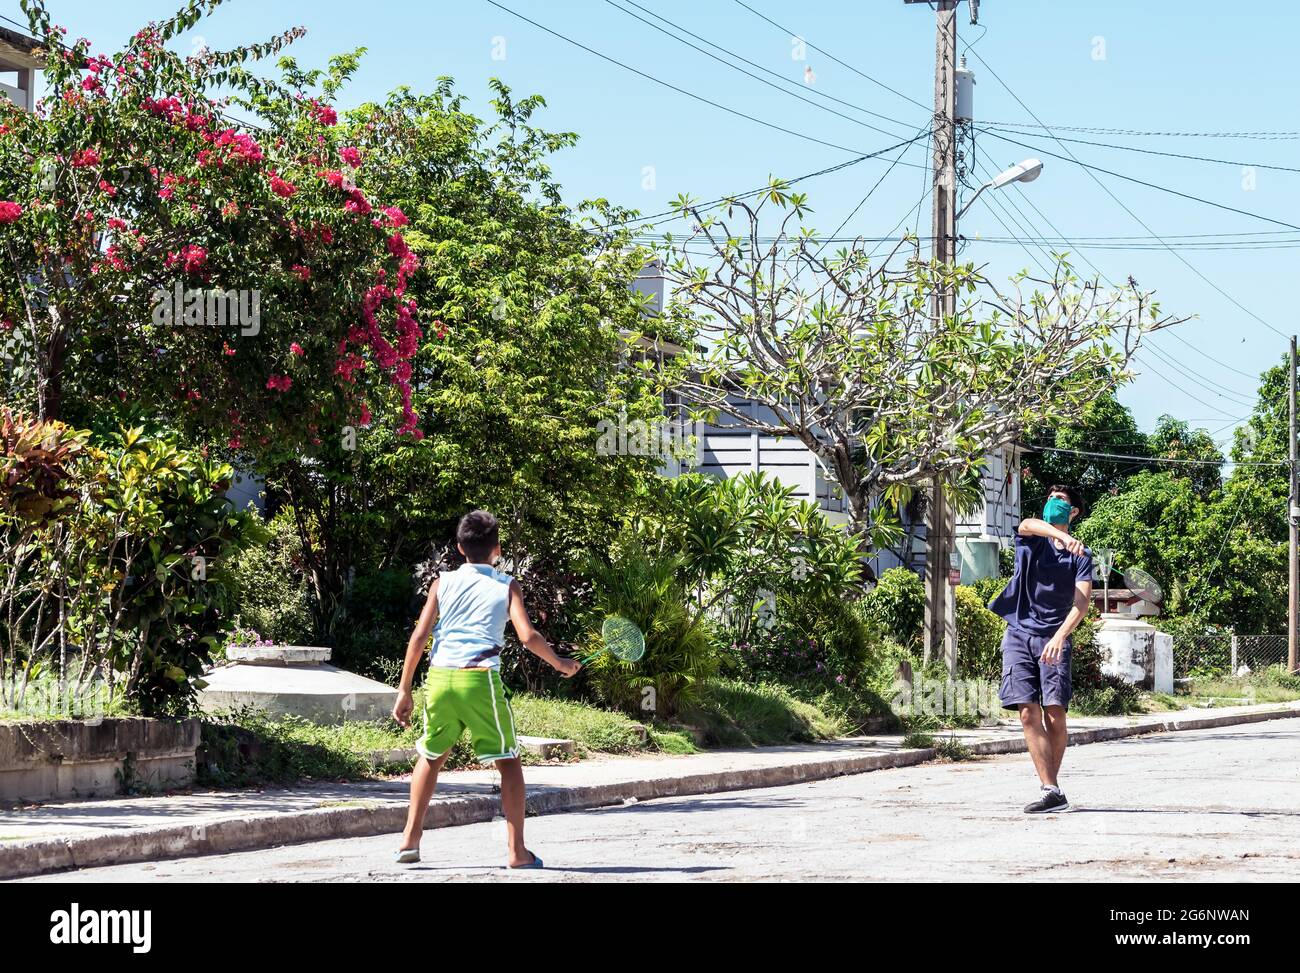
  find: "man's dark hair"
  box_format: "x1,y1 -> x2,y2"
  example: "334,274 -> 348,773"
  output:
457,510 -> 499,562
1047,483 -> 1084,517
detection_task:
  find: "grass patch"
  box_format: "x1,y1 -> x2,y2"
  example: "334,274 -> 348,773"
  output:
645,726 -> 698,753
681,678 -> 852,747
901,731 -> 935,749
934,734 -> 974,761
196,688 -> 675,787
509,694 -> 650,756
1184,665 -> 1300,704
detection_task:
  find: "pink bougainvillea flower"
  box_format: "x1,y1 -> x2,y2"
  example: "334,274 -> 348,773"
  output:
380,206 -> 408,227
292,263 -> 310,281
343,189 -> 372,216
97,178 -> 117,198
266,374 -> 293,392
290,342 -> 305,356
339,146 -> 362,167
0,201 -> 22,224
70,147 -> 100,168
221,199 -> 240,218
312,103 -> 338,126
176,244 -> 207,274
268,172 -> 296,198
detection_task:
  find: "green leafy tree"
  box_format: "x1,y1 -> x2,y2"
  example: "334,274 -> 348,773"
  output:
1,1 -> 425,455
1022,392 -> 1149,515
254,80 -> 665,634
1147,415 -> 1223,499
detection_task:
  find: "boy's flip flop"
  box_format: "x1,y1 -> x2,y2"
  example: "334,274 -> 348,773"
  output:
508,851 -> 543,869
394,848 -> 420,864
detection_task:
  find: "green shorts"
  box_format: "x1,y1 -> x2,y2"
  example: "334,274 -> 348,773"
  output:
416,666 -> 519,763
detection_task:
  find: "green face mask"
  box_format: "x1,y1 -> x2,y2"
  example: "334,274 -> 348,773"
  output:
1043,497 -> 1073,526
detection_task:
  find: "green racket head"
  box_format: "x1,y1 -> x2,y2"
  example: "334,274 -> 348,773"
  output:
601,615 -> 646,662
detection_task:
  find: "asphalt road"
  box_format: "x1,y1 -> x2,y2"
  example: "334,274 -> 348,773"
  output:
21,719 -> 1300,882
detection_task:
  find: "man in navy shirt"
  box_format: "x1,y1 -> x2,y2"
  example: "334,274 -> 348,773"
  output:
989,483 -> 1093,813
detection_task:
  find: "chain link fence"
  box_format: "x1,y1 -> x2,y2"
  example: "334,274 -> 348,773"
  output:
1172,633 -> 1288,678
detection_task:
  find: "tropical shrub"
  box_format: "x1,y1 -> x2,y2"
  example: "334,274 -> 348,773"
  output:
1,413 -> 256,715
955,585 -> 1006,680
332,567 -> 417,683
862,567 -> 925,647
580,543 -> 717,718
225,508 -> 314,648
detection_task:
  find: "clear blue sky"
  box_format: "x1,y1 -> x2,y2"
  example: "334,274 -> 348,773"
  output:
16,0 -> 1299,444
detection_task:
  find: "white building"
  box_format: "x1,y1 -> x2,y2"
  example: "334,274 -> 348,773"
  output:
0,25 -> 41,111
636,261 -> 1020,582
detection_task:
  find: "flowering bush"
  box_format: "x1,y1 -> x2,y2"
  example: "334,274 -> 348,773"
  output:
0,0 -> 438,455
728,634 -> 850,686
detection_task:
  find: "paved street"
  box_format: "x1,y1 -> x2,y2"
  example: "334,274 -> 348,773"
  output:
20,720 -> 1300,882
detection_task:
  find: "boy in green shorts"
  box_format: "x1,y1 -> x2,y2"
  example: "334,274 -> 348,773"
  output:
391,510 -> 580,867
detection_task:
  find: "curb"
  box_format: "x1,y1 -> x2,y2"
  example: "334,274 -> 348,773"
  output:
3,703 -> 1298,880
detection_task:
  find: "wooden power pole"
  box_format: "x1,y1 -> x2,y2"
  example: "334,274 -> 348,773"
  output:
913,0 -> 959,674
1290,336 -> 1297,672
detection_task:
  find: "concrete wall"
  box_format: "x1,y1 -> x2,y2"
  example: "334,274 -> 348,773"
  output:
0,718 -> 200,804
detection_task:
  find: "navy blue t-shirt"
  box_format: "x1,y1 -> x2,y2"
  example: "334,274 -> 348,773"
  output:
989,534 -> 1094,637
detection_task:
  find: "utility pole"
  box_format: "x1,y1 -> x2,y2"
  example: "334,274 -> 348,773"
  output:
912,0 -> 959,675
1290,336 -> 1297,672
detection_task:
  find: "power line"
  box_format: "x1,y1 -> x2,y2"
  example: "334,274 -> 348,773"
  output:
605,0 -> 920,135
963,149 -> 1260,412
730,0 -> 932,113
984,120 -> 1300,141
595,132 -> 930,231
1023,444 -> 1285,469
982,126 -> 1300,174
819,123 -> 932,255
978,128 -> 1300,233
965,47 -> 1292,342
484,0 -> 920,165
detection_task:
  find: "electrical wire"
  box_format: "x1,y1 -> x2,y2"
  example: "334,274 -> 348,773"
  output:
604,0 -> 922,135
965,47 -> 1292,343
978,128 -> 1300,233
594,132 -> 931,232
983,120 -> 1300,141
1023,445 -> 1285,468
730,0 -> 932,113
818,123 -> 932,255
981,127 -> 1300,173
483,0 -> 918,165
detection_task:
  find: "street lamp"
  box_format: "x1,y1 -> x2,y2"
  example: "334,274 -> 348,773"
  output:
955,158 -> 1043,220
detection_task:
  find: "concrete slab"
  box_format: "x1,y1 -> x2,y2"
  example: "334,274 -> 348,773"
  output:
198,663 -> 398,724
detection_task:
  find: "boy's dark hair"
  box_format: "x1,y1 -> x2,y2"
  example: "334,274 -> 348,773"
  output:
457,510 -> 499,562
1048,483 -> 1084,517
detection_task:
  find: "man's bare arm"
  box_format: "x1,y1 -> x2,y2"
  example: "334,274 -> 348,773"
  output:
1043,581 -> 1092,665
1019,517 -> 1086,557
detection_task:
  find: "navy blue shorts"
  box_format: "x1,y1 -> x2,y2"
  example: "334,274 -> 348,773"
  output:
999,625 -> 1072,711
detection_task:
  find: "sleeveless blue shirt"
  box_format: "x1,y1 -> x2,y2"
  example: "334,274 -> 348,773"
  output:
429,563 -> 513,669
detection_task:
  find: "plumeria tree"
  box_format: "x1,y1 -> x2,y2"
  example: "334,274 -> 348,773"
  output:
0,0 -> 431,457
658,183 -> 1186,549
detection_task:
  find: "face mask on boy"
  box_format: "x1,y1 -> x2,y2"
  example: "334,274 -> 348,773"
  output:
1043,497 -> 1073,526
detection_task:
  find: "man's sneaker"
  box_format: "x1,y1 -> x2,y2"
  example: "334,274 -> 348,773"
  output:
1023,788 -> 1070,814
